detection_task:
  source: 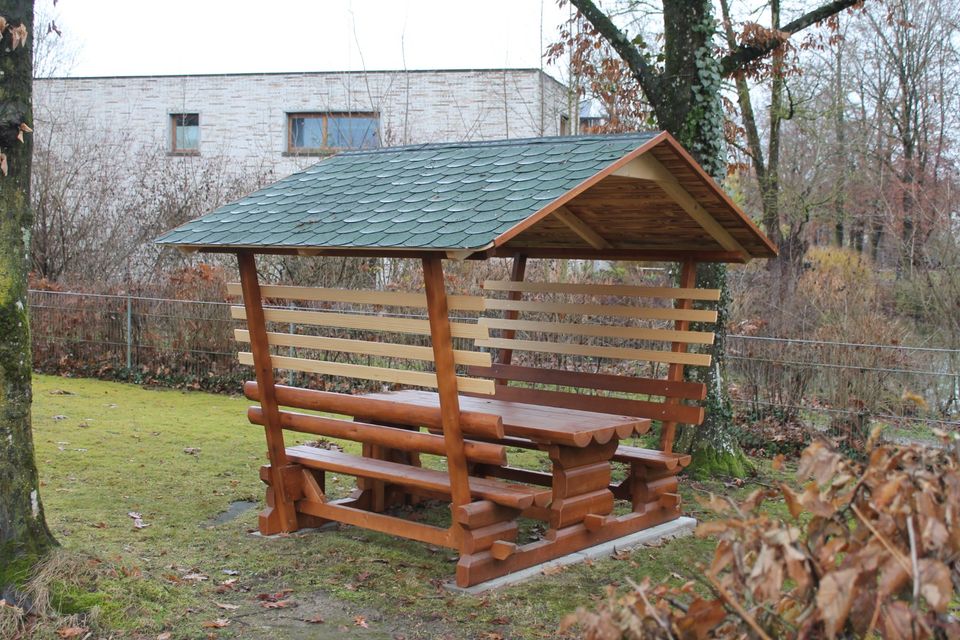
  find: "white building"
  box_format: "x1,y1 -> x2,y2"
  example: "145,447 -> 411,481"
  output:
35,68 -> 570,177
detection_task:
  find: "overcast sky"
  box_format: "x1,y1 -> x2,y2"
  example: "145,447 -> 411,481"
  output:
42,0 -> 571,78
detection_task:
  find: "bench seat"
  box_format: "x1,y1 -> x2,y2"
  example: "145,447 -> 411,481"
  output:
286,445 -> 550,510
612,446 -> 691,470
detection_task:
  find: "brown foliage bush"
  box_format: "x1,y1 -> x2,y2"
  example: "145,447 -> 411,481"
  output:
562,433 -> 960,639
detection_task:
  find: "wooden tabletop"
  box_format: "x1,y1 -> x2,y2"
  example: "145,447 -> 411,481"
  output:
361,389 -> 651,447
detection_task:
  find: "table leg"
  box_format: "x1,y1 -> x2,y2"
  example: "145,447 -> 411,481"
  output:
545,440 -> 617,530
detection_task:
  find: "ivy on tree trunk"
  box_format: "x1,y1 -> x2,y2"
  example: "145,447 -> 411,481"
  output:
0,0 -> 56,576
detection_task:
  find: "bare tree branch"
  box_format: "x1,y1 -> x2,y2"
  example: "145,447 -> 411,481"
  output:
569,0 -> 661,104
719,0 -> 862,77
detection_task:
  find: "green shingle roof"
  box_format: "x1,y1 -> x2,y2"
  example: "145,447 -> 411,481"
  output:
154,132 -> 660,251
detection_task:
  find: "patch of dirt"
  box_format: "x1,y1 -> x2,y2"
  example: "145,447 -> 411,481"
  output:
238,590 -> 461,639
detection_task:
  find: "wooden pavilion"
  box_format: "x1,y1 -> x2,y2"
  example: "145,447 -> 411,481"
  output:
156,132 -> 776,587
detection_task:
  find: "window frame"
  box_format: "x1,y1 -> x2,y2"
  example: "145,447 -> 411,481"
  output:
285,111 -> 379,155
170,112 -> 200,155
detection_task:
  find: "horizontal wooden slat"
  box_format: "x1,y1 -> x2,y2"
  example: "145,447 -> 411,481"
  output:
483,280 -> 721,301
490,385 -> 705,425
612,446 -> 692,469
286,445 -> 544,509
230,306 -> 489,340
464,364 -> 707,400
238,352 -> 494,395
248,407 -> 506,466
235,329 -> 492,367
483,298 -> 717,323
474,337 -> 711,367
298,497 -> 454,547
227,283 -> 485,312
245,382 -> 504,439
478,318 -> 714,345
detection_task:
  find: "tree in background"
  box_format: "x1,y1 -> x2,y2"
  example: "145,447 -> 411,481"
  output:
562,0 -> 864,475
0,0 -> 56,576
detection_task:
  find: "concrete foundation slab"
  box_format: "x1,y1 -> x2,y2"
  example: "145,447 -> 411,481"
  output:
444,517 -> 698,595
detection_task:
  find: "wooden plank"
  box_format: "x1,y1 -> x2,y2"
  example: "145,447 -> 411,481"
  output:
552,206 -> 611,249
287,445 -> 540,509
483,298 -> 717,323
423,257 -> 472,520
466,364 -> 706,400
245,383 -> 505,439
482,280 -> 721,301
478,317 -> 714,345
235,329 -> 492,367
297,498 -> 454,548
612,446 -> 692,469
230,306 -> 489,340
237,252 -> 298,533
491,385 -> 704,425
237,352 -> 495,395
474,337 -> 712,367
248,407 -> 506,466
226,283 -> 485,312
495,255 -> 527,385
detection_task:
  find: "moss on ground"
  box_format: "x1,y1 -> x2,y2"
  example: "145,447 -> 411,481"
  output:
28,374 -> 785,639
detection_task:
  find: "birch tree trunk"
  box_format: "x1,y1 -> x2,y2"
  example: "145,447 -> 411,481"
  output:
0,0 -> 56,575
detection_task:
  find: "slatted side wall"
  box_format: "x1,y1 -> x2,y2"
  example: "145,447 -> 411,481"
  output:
227,283 -> 495,395
474,279 -> 718,423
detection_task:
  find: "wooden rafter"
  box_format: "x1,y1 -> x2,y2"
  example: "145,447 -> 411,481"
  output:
613,154 -> 748,258
552,206 -> 612,250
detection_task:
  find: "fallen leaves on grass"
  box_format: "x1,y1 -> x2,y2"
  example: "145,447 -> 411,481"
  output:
55,627 -> 87,639
354,615 -> 369,628
303,614 -> 325,624
260,600 -> 295,609
127,511 -> 149,529
562,437 -> 960,639
215,603 -> 239,611
201,618 -> 230,629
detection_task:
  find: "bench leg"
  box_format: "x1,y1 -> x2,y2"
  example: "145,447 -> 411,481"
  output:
258,464 -> 328,533
545,441 -> 616,530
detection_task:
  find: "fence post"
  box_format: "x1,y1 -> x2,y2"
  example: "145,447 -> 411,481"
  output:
126,295 -> 132,371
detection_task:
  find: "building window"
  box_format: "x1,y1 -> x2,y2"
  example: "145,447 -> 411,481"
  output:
287,112 -> 379,153
171,113 -> 199,154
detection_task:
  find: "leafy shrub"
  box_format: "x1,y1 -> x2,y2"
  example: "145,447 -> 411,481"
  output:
562,432 -> 960,639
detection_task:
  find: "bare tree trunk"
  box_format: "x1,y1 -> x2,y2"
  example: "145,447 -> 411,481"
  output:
0,0 -> 56,576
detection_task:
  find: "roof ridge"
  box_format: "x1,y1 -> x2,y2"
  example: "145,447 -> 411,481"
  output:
337,131 -> 661,157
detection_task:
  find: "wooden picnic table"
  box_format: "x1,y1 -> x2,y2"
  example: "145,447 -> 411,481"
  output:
362,389 -> 653,532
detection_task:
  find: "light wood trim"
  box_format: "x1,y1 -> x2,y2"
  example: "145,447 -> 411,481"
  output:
234,329 -> 492,367
552,206 -> 611,250
482,280 -> 721,301
230,306 -> 489,340
226,283 -> 485,312
474,337 -> 712,367
238,352 -> 495,395
483,298 -> 717,323
614,154 -> 748,257
478,318 -> 714,345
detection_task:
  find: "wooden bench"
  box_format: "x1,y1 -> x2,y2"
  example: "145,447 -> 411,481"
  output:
470,271 -> 715,514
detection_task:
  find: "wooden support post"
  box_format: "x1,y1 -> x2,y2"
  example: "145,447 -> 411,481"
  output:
659,260 -> 697,453
422,257 -> 472,537
494,255 -> 526,386
237,251 -> 299,534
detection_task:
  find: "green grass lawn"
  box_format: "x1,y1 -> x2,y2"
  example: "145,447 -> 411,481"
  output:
27,374 -> 775,639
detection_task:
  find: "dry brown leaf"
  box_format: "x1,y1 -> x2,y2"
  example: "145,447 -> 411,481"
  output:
201,618 -> 230,628
816,568 -> 858,638
918,558 -> 952,613
354,615 -> 369,628
157,633 -> 172,640
8,23 -> 27,49
675,597 -> 726,640
780,483 -> 803,519
260,599 -> 294,609
215,602 -> 239,610
303,614 -> 325,624
56,627 -> 87,639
